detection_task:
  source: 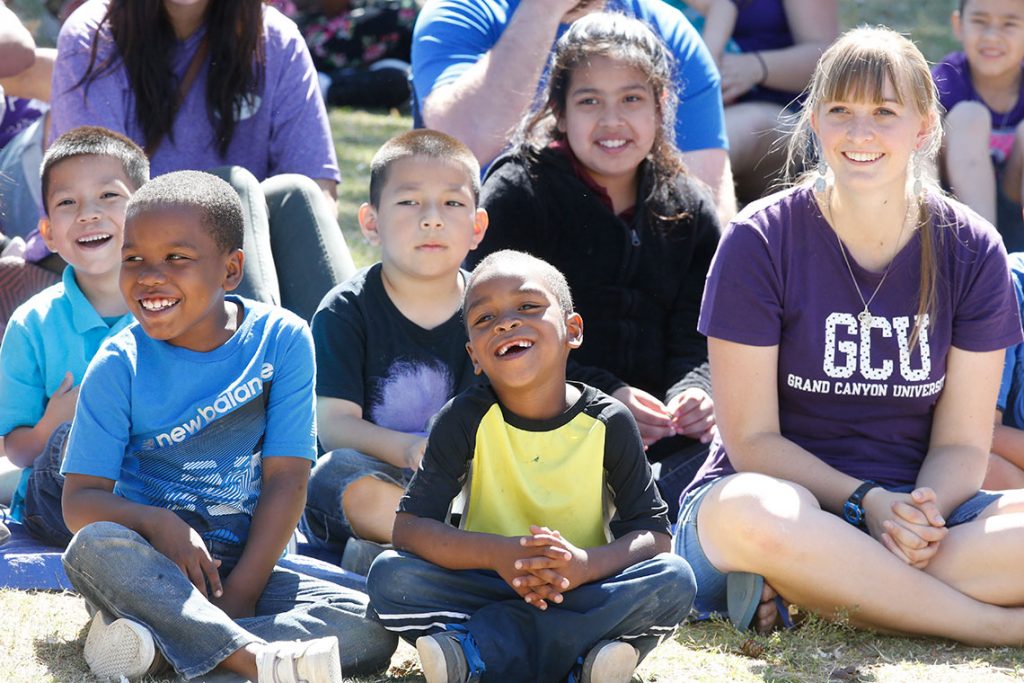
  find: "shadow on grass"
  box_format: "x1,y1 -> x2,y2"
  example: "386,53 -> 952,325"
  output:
673,615 -> 1024,683
31,616 -> 92,682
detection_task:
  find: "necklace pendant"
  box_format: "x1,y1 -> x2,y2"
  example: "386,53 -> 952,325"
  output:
858,309 -> 873,326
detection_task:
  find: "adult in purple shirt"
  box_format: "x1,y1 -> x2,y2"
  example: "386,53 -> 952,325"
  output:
674,27 -> 1024,645
51,0 -> 355,320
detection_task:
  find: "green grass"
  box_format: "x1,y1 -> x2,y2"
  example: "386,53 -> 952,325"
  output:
3,1 -> 1010,681
330,108 -> 412,268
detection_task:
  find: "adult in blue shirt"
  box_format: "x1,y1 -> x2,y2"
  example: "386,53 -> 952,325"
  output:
412,0 -> 736,222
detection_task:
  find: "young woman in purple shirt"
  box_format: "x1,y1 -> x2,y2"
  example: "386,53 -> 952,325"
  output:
673,26 -> 1024,645
52,0 -> 355,320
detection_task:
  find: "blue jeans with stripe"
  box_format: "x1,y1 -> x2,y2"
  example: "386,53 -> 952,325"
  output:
367,549 -> 695,682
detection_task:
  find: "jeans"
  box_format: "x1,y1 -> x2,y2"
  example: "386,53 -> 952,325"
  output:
367,549 -> 694,682
62,521 -> 398,679
302,448 -> 413,552
22,421 -> 72,547
647,436 -> 709,522
212,166 -> 356,322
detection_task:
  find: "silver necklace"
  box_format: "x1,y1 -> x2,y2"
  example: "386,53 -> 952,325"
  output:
823,188 -> 914,327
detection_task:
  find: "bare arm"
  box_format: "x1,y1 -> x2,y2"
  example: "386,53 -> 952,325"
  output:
0,3 -> 35,78
991,416 -> 1024,470
582,529 -> 669,582
316,396 -> 425,469
686,0 -> 738,65
313,178 -> 339,214
0,47 -> 54,102
4,371 -> 78,468
682,148 -> 737,224
420,0 -> 579,165
917,347 -> 1004,517
501,526 -> 668,608
393,511 -> 533,594
5,426 -> 55,468
63,472 -> 225,597
214,456 -> 310,618
63,472 -> 171,535
718,0 -> 838,103
708,337 -> 862,514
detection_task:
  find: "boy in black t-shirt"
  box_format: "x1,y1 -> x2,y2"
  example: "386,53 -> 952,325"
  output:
303,130 -> 488,554
366,250 -> 694,683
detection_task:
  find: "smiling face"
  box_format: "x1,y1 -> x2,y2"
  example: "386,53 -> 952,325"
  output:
463,266 -> 582,398
360,155 -> 488,284
811,76 -> 933,196
557,54 -> 658,198
120,205 -> 243,351
954,0 -> 1024,82
41,155 -> 135,281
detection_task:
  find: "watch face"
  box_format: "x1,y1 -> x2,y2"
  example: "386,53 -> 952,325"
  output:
843,501 -> 863,525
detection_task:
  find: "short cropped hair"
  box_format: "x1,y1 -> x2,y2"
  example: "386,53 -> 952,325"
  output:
464,250 -> 574,319
126,170 -> 244,253
368,129 -> 481,207
40,125 -> 149,215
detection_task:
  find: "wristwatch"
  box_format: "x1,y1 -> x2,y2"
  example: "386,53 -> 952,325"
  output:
842,481 -> 880,529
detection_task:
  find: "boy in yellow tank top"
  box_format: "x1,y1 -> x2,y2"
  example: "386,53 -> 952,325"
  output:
366,250 -> 695,683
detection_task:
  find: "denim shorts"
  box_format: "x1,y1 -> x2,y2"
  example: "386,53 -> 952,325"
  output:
672,476 -> 1003,617
301,448 -> 412,549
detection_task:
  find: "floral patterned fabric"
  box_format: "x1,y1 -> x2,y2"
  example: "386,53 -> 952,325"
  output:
272,0 -> 418,73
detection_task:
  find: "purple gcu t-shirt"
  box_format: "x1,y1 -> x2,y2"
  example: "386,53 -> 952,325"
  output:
933,51 -> 1024,164
688,186 -> 1022,494
51,0 -> 339,182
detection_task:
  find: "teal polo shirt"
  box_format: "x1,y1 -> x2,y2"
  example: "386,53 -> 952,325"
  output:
0,266 -> 133,519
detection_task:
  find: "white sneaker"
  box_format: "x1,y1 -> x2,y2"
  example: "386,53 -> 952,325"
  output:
256,636 -> 342,683
83,611 -> 157,681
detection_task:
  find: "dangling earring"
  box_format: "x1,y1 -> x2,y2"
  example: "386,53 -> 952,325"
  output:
814,154 -> 828,193
912,153 -> 924,197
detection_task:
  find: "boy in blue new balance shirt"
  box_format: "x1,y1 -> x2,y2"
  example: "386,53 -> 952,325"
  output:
60,170 -> 396,682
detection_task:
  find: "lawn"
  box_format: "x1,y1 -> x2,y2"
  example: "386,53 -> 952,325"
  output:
6,1 -> 1017,681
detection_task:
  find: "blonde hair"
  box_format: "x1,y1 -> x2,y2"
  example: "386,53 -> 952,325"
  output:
786,26 -> 942,348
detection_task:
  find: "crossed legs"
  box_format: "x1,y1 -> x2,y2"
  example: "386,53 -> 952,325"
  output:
695,473 -> 1024,645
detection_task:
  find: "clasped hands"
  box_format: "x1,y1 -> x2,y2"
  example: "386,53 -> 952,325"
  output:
148,510 -> 257,619
498,525 -> 589,611
612,386 -> 716,447
863,486 -> 948,569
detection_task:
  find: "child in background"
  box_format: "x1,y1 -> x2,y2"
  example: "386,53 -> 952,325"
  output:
367,250 -> 694,683
933,0 -> 1024,249
0,126 -> 143,546
987,250 -> 1024,489
473,12 -> 721,519
303,130 -> 487,561
60,170 -> 396,682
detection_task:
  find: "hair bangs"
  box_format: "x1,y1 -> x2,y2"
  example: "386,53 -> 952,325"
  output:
817,47 -> 904,107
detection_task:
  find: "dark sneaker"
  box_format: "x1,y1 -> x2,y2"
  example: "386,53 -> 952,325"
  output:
580,640 -> 639,683
416,631 -> 470,683
340,538 -> 389,575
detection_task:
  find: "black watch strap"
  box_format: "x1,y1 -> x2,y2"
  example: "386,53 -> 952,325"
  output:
842,481 -> 880,528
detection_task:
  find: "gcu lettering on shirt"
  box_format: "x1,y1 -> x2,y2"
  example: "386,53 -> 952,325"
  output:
824,313 -> 931,381
154,362 -> 275,448
785,313 -> 944,400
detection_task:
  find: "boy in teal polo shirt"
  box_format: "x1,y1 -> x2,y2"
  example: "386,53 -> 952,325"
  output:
0,126 -> 147,545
